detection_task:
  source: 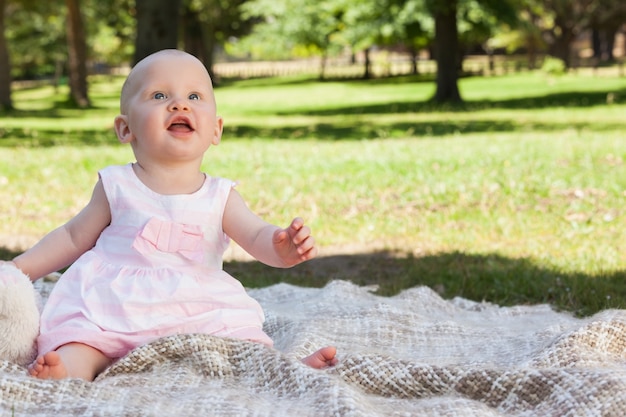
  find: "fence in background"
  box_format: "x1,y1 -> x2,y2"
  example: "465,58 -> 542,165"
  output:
11,54 -> 624,90
213,54 -> 625,80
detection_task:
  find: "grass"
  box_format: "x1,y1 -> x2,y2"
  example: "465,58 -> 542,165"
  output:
1,71 -> 626,316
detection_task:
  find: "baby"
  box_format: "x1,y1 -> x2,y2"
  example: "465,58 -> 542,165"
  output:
8,49 -> 336,381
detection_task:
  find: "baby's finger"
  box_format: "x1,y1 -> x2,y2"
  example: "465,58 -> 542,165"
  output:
289,217 -> 304,233
296,235 -> 316,256
291,225 -> 312,245
298,241 -> 318,260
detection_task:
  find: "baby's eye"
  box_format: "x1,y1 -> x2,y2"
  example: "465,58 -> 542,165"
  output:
188,93 -> 200,100
153,92 -> 166,100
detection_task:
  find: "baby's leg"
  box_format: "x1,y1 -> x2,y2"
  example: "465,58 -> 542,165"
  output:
301,346 -> 338,369
28,342 -> 112,381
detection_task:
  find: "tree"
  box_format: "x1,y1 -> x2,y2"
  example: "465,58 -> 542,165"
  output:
541,0 -> 597,67
182,0 -> 255,82
339,0 -> 387,79
133,0 -> 180,65
4,1 -> 68,81
242,0 -> 431,80
489,0 -> 548,70
92,0 -> 136,66
426,0 -> 517,103
339,0 -> 430,79
131,0 -> 254,80
589,0 -> 626,63
65,0 -> 90,107
398,0 -> 431,75
241,0 -> 345,79
429,0 -> 461,102
4,0 -> 94,106
0,0 -> 11,110
507,0 -> 625,69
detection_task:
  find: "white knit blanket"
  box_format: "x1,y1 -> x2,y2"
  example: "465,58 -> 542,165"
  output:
1,280 -> 625,416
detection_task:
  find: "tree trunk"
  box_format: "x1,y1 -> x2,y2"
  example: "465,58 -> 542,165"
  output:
199,27 -> 218,83
133,0 -> 180,65
65,0 -> 90,108
591,28 -> 602,59
526,40 -> 537,70
549,31 -> 574,68
181,5 -> 204,60
0,0 -> 12,110
181,4 -> 219,84
605,27 -> 617,62
432,0 -> 462,103
319,53 -> 327,81
408,46 -> 419,75
363,48 -> 371,80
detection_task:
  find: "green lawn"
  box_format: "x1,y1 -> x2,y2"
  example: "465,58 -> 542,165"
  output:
1,71 -> 625,316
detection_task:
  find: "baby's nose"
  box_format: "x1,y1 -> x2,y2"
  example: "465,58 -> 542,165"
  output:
169,97 -> 190,111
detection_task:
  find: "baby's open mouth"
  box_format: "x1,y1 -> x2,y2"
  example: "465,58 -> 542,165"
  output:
168,118 -> 194,132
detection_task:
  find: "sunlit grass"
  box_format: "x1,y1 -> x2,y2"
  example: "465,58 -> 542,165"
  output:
1,71 -> 625,316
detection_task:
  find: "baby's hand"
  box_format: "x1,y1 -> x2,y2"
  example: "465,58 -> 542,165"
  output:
272,217 -> 317,267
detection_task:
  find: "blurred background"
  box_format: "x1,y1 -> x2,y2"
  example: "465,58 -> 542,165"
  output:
1,0 -> 626,316
1,0 -> 625,108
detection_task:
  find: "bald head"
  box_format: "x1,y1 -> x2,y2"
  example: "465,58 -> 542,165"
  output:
119,49 -> 214,114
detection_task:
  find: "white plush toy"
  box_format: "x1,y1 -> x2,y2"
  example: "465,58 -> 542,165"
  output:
0,262 -> 41,366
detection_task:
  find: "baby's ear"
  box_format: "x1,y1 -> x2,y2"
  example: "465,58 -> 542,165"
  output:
114,114 -> 133,144
212,116 -> 224,146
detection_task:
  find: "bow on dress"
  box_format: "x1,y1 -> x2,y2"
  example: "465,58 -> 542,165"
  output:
132,217 -> 205,263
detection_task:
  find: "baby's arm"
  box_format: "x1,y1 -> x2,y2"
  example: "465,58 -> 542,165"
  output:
12,180 -> 111,281
223,189 -> 317,268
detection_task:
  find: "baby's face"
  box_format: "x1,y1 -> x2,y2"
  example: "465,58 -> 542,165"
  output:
118,51 -> 223,166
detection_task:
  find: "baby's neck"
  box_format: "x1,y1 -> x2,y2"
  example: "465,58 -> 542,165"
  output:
132,162 -> 206,195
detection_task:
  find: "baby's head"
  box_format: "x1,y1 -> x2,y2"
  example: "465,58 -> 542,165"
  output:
119,49 -> 216,115
114,49 -> 223,164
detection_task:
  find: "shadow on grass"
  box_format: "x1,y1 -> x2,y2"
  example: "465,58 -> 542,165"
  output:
0,247 -> 20,260
1,102 -> 117,120
0,128 -> 118,147
225,250 -> 626,317
222,118 -> 620,141
3,93 -> 621,147
0,115 -> 618,146
278,89 -> 626,116
2,244 -> 622,317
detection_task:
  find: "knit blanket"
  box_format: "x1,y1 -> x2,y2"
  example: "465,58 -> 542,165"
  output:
1,280 -> 625,416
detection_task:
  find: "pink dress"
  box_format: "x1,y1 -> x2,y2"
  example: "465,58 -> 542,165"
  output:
37,163 -> 272,358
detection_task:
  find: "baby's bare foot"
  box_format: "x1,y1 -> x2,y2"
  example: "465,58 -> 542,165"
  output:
28,351 -> 68,380
301,346 -> 338,369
